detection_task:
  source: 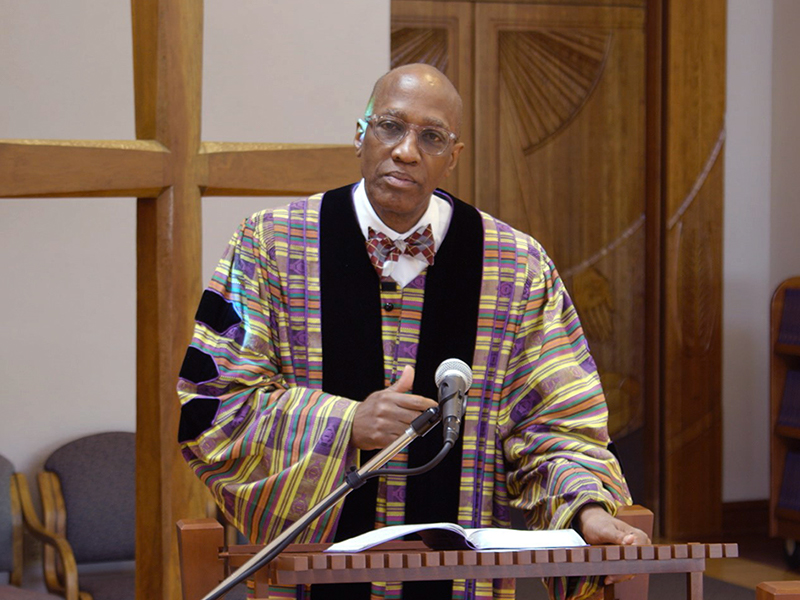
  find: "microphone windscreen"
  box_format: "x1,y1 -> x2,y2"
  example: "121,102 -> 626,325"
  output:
434,358 -> 473,388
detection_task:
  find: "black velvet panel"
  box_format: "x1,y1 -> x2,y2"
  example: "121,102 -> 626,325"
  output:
195,289 -> 242,334
404,191 -> 483,525
178,398 -> 221,443
178,346 -> 219,384
319,185 -> 384,546
317,186 -> 484,600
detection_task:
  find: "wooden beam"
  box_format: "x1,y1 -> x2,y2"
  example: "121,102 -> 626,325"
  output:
132,1 -> 209,600
0,140 -> 168,198
202,142 -> 360,196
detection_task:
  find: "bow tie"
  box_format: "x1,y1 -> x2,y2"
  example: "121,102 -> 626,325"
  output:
365,224 -> 435,276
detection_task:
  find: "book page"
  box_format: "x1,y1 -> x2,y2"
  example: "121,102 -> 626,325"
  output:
465,527 -> 586,550
326,522 -> 466,553
325,523 -> 586,553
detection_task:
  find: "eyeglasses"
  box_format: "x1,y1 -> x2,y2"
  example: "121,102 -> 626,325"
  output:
359,114 -> 458,156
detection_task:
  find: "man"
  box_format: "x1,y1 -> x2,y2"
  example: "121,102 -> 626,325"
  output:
177,64 -> 647,600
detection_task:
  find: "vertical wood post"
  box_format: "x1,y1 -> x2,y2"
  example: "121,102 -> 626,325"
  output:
133,1 -> 210,599
176,519 -> 226,600
661,0 -> 726,539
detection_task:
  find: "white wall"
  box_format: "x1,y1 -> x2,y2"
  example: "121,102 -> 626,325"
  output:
722,0 -> 800,503
0,0 -> 388,584
0,0 -> 138,482
770,0 -> 800,290
722,0 -> 773,502
200,1 -> 390,281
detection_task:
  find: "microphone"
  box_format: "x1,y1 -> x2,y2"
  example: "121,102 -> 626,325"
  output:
434,358 -> 473,445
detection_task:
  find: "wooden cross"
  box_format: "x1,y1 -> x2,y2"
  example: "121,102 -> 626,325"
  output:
0,2 -> 360,599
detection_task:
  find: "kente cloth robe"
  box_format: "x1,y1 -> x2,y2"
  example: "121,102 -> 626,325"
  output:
177,185 -> 632,600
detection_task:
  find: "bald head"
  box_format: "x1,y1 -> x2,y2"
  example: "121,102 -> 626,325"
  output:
367,64 -> 463,137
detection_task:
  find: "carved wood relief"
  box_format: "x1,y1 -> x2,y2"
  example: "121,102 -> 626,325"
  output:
498,30 -> 612,153
480,5 -> 649,506
391,27 -> 449,73
659,0 -> 726,538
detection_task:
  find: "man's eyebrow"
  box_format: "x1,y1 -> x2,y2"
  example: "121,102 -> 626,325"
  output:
382,108 -> 450,130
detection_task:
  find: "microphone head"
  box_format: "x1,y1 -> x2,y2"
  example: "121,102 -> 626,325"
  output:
435,358 -> 473,388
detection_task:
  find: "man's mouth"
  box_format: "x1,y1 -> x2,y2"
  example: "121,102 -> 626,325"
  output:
384,171 -> 417,187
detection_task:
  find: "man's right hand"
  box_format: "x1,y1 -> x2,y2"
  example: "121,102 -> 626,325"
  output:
350,366 -> 438,450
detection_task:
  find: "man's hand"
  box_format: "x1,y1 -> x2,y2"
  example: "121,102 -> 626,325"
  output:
350,366 -> 438,450
575,504 -> 651,586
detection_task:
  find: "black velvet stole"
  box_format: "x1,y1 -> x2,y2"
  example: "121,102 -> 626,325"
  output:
316,185 -> 483,599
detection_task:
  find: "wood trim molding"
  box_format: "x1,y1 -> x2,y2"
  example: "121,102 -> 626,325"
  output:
722,500 -> 769,537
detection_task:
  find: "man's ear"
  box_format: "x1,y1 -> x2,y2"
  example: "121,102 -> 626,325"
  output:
445,141 -> 465,177
354,119 -> 367,155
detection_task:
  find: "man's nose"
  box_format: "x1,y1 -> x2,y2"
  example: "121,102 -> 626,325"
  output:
391,130 -> 421,162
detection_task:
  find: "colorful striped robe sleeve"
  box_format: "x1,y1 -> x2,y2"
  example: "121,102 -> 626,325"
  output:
177,209 -> 359,545
496,230 -> 631,600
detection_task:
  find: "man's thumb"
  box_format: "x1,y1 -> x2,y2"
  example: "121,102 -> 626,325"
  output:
389,366 -> 415,393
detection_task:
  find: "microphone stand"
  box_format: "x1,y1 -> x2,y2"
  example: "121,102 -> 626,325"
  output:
200,406 -> 449,600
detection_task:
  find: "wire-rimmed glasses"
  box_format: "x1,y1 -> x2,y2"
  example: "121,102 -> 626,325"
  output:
359,114 -> 458,156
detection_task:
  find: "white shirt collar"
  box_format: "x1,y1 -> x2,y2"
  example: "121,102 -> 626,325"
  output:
352,180 -> 452,287
352,179 -> 451,251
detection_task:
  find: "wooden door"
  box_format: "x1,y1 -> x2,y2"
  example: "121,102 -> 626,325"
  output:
392,0 -> 727,539
393,0 -> 651,508
473,3 -> 649,507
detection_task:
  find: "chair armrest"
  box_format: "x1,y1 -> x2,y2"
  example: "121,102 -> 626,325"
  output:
8,470 -> 24,586
14,472 -> 80,600
612,504 -> 654,600
616,504 -> 654,539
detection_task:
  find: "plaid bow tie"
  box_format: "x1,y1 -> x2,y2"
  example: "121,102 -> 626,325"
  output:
365,224 -> 436,276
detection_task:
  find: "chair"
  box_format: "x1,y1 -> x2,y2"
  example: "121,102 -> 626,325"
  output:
36,432 -> 135,600
0,452 -> 71,599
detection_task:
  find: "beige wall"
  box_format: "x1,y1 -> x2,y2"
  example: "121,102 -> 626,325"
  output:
770,0 -> 800,290
723,0 -> 773,501
722,0 -> 800,502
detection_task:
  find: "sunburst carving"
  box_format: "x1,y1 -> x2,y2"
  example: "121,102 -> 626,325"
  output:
499,30 -> 612,153
391,27 -> 448,73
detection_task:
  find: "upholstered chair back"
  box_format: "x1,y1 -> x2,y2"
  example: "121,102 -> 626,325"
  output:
43,432 -> 135,564
0,453 -> 14,575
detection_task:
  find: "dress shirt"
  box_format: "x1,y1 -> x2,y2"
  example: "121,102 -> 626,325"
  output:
352,179 -> 451,288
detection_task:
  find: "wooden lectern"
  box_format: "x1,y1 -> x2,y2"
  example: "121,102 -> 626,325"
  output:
177,519 -> 737,600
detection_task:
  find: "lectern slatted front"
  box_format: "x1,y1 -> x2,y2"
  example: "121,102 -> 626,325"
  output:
177,519 -> 737,600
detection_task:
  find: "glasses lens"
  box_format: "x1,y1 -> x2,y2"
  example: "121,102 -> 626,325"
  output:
373,117 -> 406,145
418,128 -> 449,155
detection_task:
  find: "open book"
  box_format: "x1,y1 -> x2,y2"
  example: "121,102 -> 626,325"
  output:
325,522 -> 586,553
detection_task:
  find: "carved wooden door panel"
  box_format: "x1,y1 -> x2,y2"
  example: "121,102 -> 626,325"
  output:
392,1 -> 650,505
474,4 -> 648,504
